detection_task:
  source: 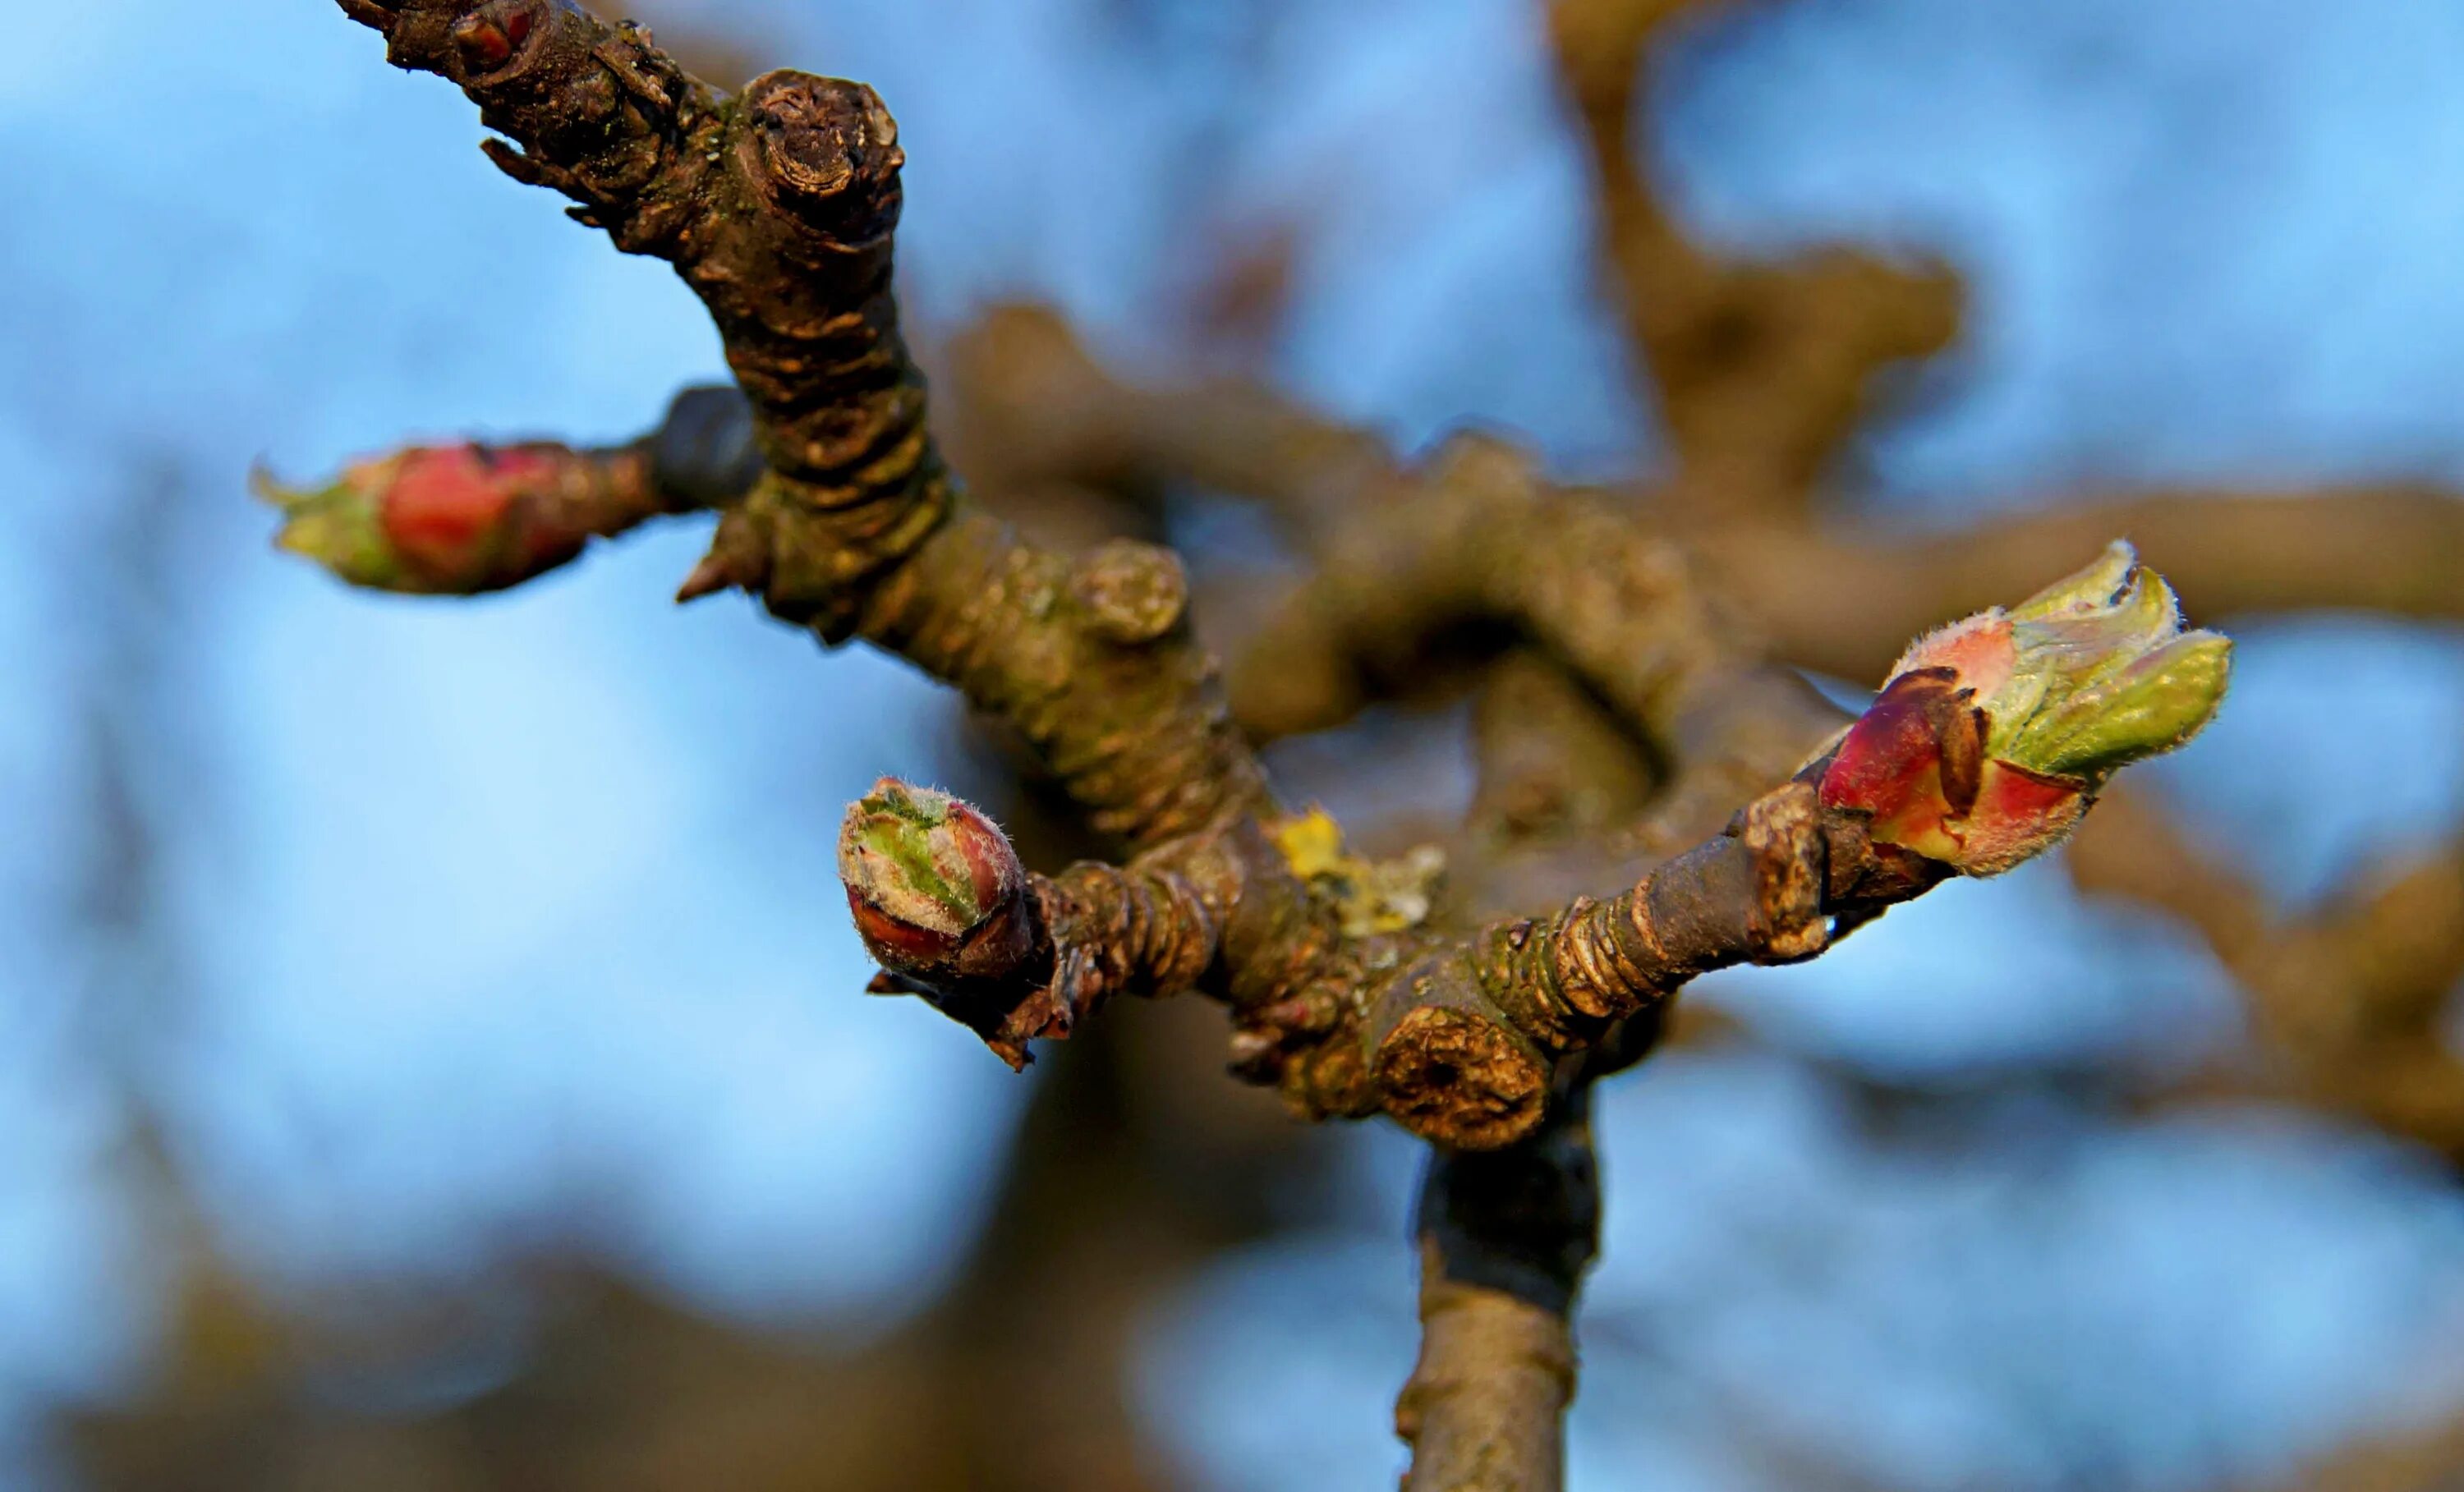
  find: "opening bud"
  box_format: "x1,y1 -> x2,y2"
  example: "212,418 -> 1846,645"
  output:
1820,542 -> 2230,875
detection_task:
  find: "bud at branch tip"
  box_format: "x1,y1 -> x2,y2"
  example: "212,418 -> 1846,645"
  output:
1818,541 -> 2230,876
254,442 -> 584,595
836,778 -> 1035,981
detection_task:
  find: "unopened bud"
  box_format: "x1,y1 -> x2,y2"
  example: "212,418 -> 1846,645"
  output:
450,3 -> 535,74
1821,542 -> 2230,875
838,779 -> 1036,980
255,443 -> 593,595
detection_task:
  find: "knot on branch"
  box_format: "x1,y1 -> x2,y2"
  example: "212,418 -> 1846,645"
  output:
1369,956 -> 1553,1151
1741,780 -> 1828,961
1072,539 -> 1189,646
739,71 -> 905,250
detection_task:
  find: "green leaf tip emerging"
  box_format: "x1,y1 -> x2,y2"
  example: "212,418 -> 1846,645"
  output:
1820,541 -> 2231,875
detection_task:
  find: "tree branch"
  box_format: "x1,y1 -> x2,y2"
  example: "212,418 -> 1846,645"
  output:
1399,1090 -> 1599,1492
1700,486 -> 2464,683
1221,434 -> 1758,748
306,3 -> 2232,1159
935,304 -> 1400,530
328,1 -> 1277,849
839,763 -> 2030,1148
274,431 -> 2224,1154
1546,0 -> 1961,514
837,539 -> 2226,1147
2066,790 -> 2464,1162
253,437 -> 679,593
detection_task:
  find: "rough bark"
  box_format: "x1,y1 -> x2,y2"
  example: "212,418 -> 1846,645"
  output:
1399,1093 -> 1598,1492
265,11 -> 2306,1492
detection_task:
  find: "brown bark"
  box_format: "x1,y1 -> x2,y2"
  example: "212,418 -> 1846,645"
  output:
2067,791 -> 2464,1162
1547,0 -> 1961,516
1399,1095 -> 1597,1492
275,10 -> 2305,1490
283,351 -> 1986,1160
1700,488 -> 2464,683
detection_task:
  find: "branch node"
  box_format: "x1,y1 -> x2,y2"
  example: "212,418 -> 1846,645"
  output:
1371,956 -> 1552,1150
1742,779 -> 1829,961
1072,539 -> 1188,645
674,508 -> 771,604
738,71 -> 905,250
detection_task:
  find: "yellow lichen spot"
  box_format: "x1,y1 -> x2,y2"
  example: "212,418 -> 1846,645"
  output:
1271,808 -> 1444,936
1272,807 -> 1349,881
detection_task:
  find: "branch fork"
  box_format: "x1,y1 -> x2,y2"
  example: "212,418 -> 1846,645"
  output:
285,11 -> 2247,1491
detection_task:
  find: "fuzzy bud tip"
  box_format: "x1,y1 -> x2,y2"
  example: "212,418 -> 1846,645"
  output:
837,778 -> 1034,978
1820,541 -> 2230,875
